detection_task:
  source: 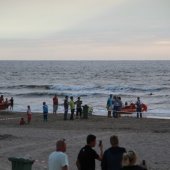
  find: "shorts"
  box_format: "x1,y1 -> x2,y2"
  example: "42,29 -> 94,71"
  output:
53,105 -> 58,112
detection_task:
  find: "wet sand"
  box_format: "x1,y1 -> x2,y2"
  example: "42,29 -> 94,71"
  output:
0,111 -> 170,170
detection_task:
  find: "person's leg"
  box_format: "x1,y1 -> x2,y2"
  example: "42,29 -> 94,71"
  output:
140,112 -> 142,118
115,106 -> 118,118
137,112 -> 139,118
27,116 -> 29,124
70,109 -> 73,120
79,108 -> 82,118
56,105 -> 58,114
76,108 -> 79,118
53,105 -> 57,114
64,109 -> 68,120
71,109 -> 75,120
112,108 -> 115,118
108,111 -> 111,117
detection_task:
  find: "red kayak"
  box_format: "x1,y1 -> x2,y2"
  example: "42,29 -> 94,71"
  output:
119,103 -> 147,114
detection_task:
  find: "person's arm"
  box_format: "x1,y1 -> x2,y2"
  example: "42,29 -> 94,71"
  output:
97,143 -> 103,161
61,154 -> 69,170
76,159 -> 81,170
101,151 -> 107,170
62,165 -> 68,170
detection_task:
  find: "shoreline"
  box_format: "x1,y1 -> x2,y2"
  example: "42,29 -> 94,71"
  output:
1,110 -> 170,120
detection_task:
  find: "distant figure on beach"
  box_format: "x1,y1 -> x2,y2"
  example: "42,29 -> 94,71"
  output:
64,96 -> 69,120
43,102 -> 48,122
27,105 -> 32,124
75,97 -> 82,119
9,97 -> 14,111
136,97 -> 142,118
0,95 -> 4,103
5,98 -> 8,104
118,97 -> 123,111
101,135 -> 126,170
106,94 -> 113,118
76,134 -> 103,170
53,94 -> 58,114
48,139 -> 69,170
113,96 -> 119,118
121,150 -> 147,170
69,96 -> 75,120
19,117 -> 26,125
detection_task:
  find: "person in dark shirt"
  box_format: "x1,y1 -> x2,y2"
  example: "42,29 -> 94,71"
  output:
121,150 -> 147,170
136,97 -> 142,118
75,97 -> 82,119
64,96 -> 69,120
101,135 -> 126,170
10,97 -> 14,111
76,134 -> 103,170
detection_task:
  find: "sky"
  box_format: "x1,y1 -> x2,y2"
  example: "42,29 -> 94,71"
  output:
0,0 -> 170,60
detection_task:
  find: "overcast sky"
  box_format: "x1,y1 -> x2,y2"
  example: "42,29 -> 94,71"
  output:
0,0 -> 170,60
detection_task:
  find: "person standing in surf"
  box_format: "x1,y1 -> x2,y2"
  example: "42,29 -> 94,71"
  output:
106,94 -> 113,118
9,97 -> 14,111
64,96 -> 69,120
53,94 -> 58,114
27,105 -> 32,124
75,97 -> 82,119
69,96 -> 75,120
136,97 -> 142,118
43,102 -> 48,122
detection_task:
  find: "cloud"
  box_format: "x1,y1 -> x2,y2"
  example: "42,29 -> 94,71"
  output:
0,0 -> 120,39
0,0 -> 170,59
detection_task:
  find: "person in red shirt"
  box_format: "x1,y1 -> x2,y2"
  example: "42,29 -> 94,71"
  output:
53,94 -> 58,114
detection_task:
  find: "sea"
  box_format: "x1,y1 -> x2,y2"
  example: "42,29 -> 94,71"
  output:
0,60 -> 170,119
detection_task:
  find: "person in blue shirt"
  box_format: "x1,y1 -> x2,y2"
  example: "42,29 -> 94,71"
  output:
106,94 -> 113,118
43,102 -> 48,122
101,135 -> 126,170
136,97 -> 142,118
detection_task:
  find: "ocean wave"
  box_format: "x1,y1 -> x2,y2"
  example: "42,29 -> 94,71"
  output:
105,86 -> 170,92
1,85 -> 51,90
0,84 -> 101,91
50,84 -> 101,91
15,91 -> 105,97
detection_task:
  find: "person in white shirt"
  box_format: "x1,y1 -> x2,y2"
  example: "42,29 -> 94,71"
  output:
48,139 -> 69,170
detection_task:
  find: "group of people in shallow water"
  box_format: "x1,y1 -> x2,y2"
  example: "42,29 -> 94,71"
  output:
48,134 -> 147,170
0,95 -> 14,110
106,94 -> 144,118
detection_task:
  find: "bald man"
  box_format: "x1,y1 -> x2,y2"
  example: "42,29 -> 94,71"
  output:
48,140 -> 69,170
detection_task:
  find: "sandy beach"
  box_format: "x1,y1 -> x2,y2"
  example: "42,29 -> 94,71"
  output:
0,111 -> 170,170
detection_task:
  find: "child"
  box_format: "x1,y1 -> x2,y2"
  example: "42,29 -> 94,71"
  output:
20,117 -> 26,125
43,102 -> 48,122
27,105 -> 32,124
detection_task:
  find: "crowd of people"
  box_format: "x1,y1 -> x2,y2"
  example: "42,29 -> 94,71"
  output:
106,95 -> 143,118
48,134 -> 147,170
50,95 -> 83,121
18,94 -> 145,125
19,95 -> 84,125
